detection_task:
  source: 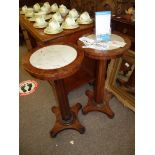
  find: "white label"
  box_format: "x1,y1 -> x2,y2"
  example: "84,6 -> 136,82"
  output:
95,11 -> 111,41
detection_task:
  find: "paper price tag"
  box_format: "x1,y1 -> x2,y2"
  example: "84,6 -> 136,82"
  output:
95,11 -> 111,41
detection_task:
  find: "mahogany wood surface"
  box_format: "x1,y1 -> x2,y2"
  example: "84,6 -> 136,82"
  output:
78,33 -> 131,118
94,60 -> 107,103
54,79 -> 72,121
22,44 -> 85,137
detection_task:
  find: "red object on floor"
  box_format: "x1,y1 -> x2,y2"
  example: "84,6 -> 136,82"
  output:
19,80 -> 39,96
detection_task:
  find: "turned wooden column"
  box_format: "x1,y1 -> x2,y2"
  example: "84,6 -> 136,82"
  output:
95,59 -> 107,103
54,79 -> 72,122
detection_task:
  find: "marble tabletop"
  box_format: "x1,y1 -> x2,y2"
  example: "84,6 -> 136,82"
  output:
30,45 -> 77,69
85,34 -> 126,50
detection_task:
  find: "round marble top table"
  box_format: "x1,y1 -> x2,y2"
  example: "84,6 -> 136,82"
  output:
78,32 -> 131,118
29,45 -> 77,70
23,44 -> 85,137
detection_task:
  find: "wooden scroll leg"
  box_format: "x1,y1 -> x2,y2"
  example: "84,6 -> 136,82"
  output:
82,90 -> 96,115
82,59 -> 114,118
101,102 -> 115,119
82,89 -> 114,119
50,103 -> 85,138
103,89 -> 115,118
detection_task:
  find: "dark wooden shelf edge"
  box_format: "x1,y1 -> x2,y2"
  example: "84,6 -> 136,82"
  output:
112,17 -> 135,26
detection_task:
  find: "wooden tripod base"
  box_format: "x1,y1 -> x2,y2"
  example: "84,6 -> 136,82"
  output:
50,103 -> 85,137
82,90 -> 115,119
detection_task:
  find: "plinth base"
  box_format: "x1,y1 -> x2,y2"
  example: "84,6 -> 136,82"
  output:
50,103 -> 85,137
82,90 -> 115,119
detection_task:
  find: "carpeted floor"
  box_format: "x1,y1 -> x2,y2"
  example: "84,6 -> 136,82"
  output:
19,44 -> 135,155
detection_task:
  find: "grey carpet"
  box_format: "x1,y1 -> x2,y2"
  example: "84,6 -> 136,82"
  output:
19,45 -> 135,155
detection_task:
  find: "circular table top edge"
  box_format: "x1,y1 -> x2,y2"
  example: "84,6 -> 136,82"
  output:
22,43 -> 84,81
77,32 -> 131,60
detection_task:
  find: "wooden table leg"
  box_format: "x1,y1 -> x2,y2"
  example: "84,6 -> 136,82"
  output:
50,79 -> 85,137
82,59 -> 114,118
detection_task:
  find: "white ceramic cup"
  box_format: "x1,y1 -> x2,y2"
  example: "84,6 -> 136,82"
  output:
35,16 -> 46,26
59,4 -> 68,16
65,16 -> 76,26
43,2 -> 50,9
69,9 -> 79,19
33,3 -> 40,12
51,3 -> 58,12
52,12 -> 63,22
40,6 -> 49,13
43,2 -> 51,13
34,11 -> 46,18
22,5 -> 27,14
80,11 -> 90,22
26,8 -> 33,12
48,19 -> 61,31
25,8 -> 34,17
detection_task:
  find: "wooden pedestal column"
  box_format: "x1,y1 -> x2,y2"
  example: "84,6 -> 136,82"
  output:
50,79 -> 85,137
82,59 -> 114,118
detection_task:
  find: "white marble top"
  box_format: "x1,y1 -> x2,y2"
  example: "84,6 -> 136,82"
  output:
30,45 -> 77,69
86,34 -> 125,50
111,34 -> 125,42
